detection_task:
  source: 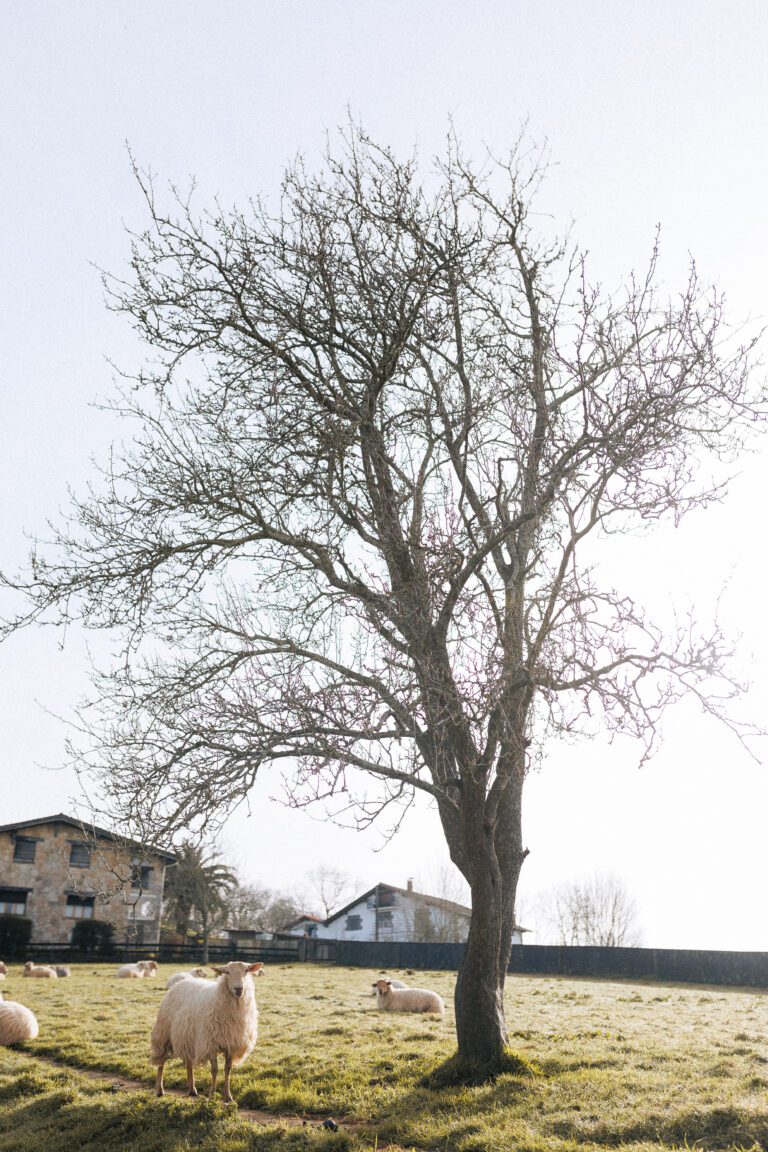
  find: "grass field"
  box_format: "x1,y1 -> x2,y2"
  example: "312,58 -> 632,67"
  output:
2,962 -> 768,1151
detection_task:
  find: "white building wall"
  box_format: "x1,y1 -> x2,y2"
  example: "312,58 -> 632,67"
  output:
315,891 -> 472,943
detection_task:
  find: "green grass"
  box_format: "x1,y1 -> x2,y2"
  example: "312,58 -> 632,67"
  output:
2,962 -> 768,1150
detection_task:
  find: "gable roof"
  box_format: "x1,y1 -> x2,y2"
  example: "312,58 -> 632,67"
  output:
326,881 -> 472,924
0,813 -> 176,862
279,914 -> 326,930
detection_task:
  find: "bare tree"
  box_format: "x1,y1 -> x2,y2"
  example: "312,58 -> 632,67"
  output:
303,865 -> 354,919
539,873 -> 641,946
403,864 -> 471,942
223,882 -> 303,935
224,883 -> 274,932
2,124 -> 764,1073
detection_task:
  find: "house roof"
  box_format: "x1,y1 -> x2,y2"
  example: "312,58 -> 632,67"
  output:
279,914 -> 326,929
0,813 -> 177,862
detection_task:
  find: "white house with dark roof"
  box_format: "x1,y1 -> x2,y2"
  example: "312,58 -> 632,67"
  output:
314,880 -> 528,944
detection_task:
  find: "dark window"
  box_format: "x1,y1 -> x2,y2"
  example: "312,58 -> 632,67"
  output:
367,889 -> 396,908
345,914 -> 362,931
13,838 -> 37,863
69,843 -> 91,868
377,910 -> 393,926
130,864 -> 153,890
65,894 -> 95,920
0,888 -> 28,915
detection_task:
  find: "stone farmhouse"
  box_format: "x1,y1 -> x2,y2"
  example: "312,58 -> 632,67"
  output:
280,880 -> 528,945
0,814 -> 175,945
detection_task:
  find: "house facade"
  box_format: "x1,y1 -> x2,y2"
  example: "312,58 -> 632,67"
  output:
314,881 -> 529,945
0,814 -> 175,945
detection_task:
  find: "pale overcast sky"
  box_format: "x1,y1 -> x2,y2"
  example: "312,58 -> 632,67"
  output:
2,1 -> 768,949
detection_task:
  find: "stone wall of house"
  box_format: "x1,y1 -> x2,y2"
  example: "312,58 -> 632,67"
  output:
0,819 -> 168,945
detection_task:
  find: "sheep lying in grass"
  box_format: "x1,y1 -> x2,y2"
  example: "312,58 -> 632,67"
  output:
23,962 -> 57,979
0,991 -> 39,1045
151,961 -> 263,1102
370,975 -> 408,996
372,978 -> 444,1014
116,963 -> 145,978
166,967 -> 209,989
117,960 -> 159,978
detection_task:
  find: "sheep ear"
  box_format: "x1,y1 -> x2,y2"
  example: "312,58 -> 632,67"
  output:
248,963 -> 263,973
211,965 -> 226,975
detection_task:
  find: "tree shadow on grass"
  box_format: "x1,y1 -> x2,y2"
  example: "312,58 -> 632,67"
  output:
0,1065 -> 344,1152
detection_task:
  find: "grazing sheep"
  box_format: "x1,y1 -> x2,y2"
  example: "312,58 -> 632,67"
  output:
166,967 -> 209,989
0,992 -> 39,1045
372,978 -> 444,1014
54,966 -> 72,978
23,962 -> 57,979
151,961 -> 263,1102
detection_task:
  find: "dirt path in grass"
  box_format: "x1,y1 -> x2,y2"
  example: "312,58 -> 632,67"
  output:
24,1050 -> 380,1141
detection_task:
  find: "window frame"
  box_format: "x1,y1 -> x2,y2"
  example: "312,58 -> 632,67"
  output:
0,888 -> 29,916
64,893 -> 96,920
12,837 -> 39,864
68,842 -> 92,868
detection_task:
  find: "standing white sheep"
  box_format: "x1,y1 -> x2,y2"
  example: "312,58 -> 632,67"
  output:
23,962 -> 57,979
0,991 -> 39,1045
151,960 -> 263,1102
372,978 -> 445,1014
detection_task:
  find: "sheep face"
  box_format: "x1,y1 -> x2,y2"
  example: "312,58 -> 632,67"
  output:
373,978 -> 393,997
211,961 -> 263,999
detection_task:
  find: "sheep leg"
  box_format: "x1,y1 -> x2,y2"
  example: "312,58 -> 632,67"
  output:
208,1056 -> 218,1098
185,1062 -> 198,1097
155,1063 -> 165,1097
221,1054 -> 234,1103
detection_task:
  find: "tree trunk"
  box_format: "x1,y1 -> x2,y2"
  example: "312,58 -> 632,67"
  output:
201,911 -> 210,964
452,762 -> 526,1069
454,880 -> 509,1065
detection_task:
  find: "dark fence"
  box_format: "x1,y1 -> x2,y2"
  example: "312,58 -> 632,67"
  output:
17,937 -> 768,987
336,940 -> 768,988
22,937 -> 336,965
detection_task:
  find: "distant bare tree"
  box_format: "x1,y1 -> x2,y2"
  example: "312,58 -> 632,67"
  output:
540,874 -> 641,946
303,865 -> 354,919
2,123 -> 763,1072
225,883 -> 302,935
225,883 -> 273,932
404,865 -> 471,943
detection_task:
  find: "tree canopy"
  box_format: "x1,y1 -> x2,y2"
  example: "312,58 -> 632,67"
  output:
2,124 -> 764,1070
